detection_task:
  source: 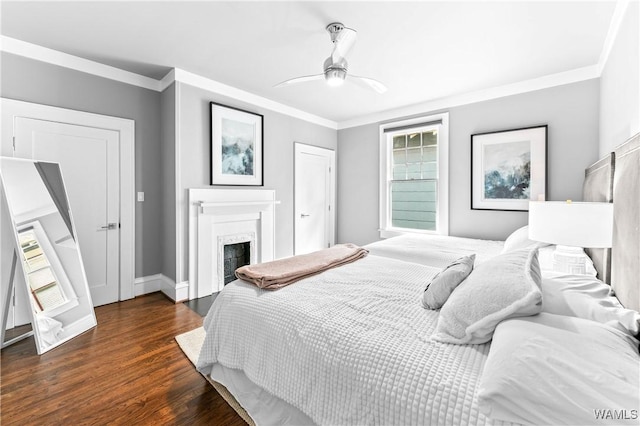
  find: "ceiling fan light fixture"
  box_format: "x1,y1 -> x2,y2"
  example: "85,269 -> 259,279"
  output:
274,21 -> 387,93
325,67 -> 346,86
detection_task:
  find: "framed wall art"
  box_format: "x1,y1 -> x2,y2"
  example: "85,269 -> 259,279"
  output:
471,125 -> 547,211
210,102 -> 263,186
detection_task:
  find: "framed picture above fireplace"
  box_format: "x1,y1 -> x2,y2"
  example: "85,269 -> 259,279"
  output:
210,102 -> 264,186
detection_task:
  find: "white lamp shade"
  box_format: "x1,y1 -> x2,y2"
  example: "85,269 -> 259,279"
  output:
528,201 -> 613,248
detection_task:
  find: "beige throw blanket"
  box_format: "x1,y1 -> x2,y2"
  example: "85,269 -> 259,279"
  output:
235,243 -> 368,289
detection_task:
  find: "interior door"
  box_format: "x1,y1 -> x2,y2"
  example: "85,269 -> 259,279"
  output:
13,118 -> 120,307
294,143 -> 336,255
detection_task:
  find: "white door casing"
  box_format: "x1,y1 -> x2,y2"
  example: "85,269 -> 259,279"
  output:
14,118 -> 120,306
1,98 -> 134,312
294,143 -> 336,255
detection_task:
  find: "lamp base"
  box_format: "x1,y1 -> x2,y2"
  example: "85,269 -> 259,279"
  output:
552,245 -> 586,275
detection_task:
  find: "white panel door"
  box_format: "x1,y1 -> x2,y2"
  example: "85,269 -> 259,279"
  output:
294,143 -> 336,255
14,118 -> 120,306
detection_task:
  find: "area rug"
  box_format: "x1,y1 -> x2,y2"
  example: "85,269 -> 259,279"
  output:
175,328 -> 255,426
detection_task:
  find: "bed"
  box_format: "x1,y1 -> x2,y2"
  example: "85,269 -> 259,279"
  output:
197,133 -> 640,425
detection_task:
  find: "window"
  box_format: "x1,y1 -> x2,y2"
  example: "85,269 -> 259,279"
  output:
379,113 -> 449,237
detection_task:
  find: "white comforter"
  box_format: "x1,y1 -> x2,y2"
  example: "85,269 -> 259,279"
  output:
365,234 -> 504,269
197,254 -> 507,425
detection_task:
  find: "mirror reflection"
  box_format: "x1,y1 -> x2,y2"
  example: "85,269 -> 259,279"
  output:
1,157 -> 96,354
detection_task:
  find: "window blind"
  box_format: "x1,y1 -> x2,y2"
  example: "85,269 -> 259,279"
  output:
382,119 -> 442,134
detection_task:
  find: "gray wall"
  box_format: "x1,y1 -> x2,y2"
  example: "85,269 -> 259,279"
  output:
599,1 -> 639,155
337,124 -> 381,246
0,53 -> 162,278
338,79 -> 600,245
160,83 -> 177,281
175,82 -> 337,283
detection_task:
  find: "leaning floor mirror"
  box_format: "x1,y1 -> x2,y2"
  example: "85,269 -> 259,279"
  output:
0,157 -> 96,354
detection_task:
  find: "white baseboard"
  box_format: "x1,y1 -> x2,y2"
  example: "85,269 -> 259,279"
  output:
161,277 -> 190,303
134,274 -> 164,296
134,274 -> 189,303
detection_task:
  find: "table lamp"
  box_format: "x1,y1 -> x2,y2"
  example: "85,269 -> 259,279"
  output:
528,201 -> 613,274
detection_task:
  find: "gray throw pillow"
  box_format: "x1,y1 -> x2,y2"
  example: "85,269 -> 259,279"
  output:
432,248 -> 542,344
422,255 -> 475,310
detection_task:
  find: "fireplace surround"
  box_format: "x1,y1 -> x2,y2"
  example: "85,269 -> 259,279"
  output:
188,188 -> 277,298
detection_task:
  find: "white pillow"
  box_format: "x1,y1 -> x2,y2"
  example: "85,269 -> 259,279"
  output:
432,248 -> 542,344
422,255 -> 475,310
478,313 -> 640,425
501,225 -> 547,253
542,273 -> 640,336
538,245 -> 598,276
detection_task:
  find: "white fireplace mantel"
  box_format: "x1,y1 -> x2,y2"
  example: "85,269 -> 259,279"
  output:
198,200 -> 280,215
188,189 -> 278,299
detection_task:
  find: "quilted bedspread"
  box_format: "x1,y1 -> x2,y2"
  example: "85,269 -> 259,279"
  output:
197,255 -> 508,425
365,234 -> 504,269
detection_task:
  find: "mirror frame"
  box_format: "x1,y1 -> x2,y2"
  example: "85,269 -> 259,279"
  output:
0,157 -> 97,354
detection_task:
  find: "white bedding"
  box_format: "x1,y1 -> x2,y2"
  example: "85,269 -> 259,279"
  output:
364,234 -> 504,268
197,254 -> 509,425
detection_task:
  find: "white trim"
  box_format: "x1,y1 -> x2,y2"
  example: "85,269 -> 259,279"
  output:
171,68 -> 337,129
379,112 -> 449,237
175,281 -> 190,302
160,276 -> 189,303
2,28 -> 619,131
160,68 -> 177,91
0,36 -> 161,92
188,188 -> 277,297
121,123 -> 135,301
438,114 -> 449,235
134,274 -> 164,297
1,98 -> 136,302
0,36 -> 336,129
135,274 -> 188,302
341,66 -> 599,129
597,0 -> 630,75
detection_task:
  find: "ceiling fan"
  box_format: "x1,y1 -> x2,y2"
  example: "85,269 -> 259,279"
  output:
275,22 -> 388,94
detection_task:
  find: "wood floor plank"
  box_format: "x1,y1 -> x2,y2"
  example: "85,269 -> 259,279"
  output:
0,292 -> 247,425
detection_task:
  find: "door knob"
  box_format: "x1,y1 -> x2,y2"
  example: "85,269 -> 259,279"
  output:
100,223 -> 118,230
300,213 -> 311,218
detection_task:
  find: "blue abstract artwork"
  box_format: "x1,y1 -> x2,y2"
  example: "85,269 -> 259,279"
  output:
483,140 -> 531,199
221,118 -> 255,176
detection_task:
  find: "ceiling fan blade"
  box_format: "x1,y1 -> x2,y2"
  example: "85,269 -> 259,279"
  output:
349,74 -> 388,94
331,27 -> 357,62
274,74 -> 324,88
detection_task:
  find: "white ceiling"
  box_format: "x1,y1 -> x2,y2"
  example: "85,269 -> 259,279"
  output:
1,1 -> 618,125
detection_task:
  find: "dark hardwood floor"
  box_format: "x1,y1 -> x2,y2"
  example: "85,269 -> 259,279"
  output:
183,293 -> 218,317
1,292 -> 246,425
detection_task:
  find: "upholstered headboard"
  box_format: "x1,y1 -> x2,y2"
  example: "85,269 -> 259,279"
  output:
610,133 -> 640,312
582,154 -> 614,283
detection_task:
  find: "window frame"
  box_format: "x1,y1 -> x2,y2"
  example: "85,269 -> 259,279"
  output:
379,112 -> 449,238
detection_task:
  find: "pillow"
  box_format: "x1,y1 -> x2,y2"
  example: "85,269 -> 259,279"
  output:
422,254 -> 475,310
478,313 -> 640,425
538,245 -> 598,276
501,225 -> 547,253
542,273 -> 640,336
432,248 -> 542,344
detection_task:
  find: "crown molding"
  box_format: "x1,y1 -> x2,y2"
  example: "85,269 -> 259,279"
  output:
0,36 -> 338,129
1,36 -> 162,91
337,65 -> 600,130
597,0 -> 630,75
166,68 -> 338,129
3,7 -> 626,133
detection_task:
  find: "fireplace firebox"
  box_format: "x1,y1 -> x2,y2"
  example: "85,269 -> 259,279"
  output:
223,242 -> 251,284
